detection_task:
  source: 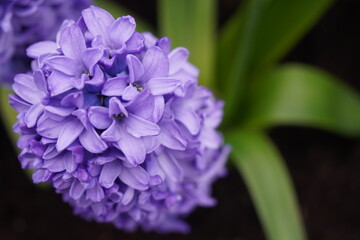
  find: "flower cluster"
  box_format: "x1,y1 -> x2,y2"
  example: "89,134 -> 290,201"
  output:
0,0 -> 91,84
10,6 -> 229,233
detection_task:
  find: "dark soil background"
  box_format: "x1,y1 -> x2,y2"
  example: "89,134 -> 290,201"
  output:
1,0 -> 360,239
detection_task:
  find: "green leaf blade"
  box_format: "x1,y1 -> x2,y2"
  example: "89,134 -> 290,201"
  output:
243,64 -> 360,137
158,0 -> 216,89
226,130 -> 307,240
218,0 -> 334,126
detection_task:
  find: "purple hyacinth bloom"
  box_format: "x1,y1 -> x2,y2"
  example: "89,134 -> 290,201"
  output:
0,0 -> 91,85
10,5 -> 230,233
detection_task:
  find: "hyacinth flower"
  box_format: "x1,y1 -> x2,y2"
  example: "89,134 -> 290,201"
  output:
0,0 -> 91,85
9,5 -> 230,233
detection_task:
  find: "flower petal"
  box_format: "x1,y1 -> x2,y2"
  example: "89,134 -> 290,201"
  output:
79,126 -> 108,153
122,85 -> 139,101
27,41 -> 58,58
126,54 -> 143,83
147,77 -> 180,95
48,70 -> 74,96
56,118 -> 84,152
174,107 -> 201,135
168,47 -> 189,75
119,166 -> 149,191
116,125 -> 146,166
157,151 -> 183,182
126,113 -> 160,138
88,106 -> 112,129
110,16 -> 136,48
13,74 -> 45,104
141,46 -> 169,81
46,56 -> 83,76
159,119 -> 187,150
102,75 -> 128,96
24,103 -> 43,128
101,120 -> 121,142
86,182 -> 105,202
37,115 -> 63,139
99,160 -> 122,188
70,179 -> 85,200
61,91 -> 84,108
59,23 -> 86,60
82,6 -> 114,46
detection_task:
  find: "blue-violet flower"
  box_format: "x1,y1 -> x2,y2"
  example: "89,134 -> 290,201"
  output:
10,5 -> 230,233
0,0 -> 91,85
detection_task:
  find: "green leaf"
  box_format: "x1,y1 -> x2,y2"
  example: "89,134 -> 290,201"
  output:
242,64 -> 360,137
94,0 -> 152,32
158,0 -> 216,89
226,130 -> 307,240
0,88 -> 19,149
219,0 -> 334,126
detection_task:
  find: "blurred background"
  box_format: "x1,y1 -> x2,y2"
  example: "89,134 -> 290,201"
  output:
1,0 -> 359,239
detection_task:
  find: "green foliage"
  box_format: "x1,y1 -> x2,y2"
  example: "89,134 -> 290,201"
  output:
0,88 -> 19,147
158,0 -> 216,89
219,0 -> 335,125
227,130 -> 307,240
243,64 -> 360,136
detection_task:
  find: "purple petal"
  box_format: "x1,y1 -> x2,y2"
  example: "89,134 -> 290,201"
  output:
59,23 -> 86,60
88,106 -> 112,129
119,166 -> 149,191
70,179 -> 85,200
122,85 -> 139,101
86,182 -> 105,202
152,96 -> 164,123
43,155 -> 66,172
168,47 -> 189,75
157,151 -> 183,182
109,97 -> 128,117
13,74 -> 45,104
141,46 -> 169,81
82,48 -> 103,75
79,126 -> 108,153
44,105 -> 74,120
125,90 -> 154,119
63,153 -> 77,174
121,187 -> 135,205
37,116 -> 63,139
61,91 -> 84,108
24,103 -> 43,128
126,54 -> 144,83
56,118 -> 84,152
116,125 -> 146,166
125,32 -> 144,53
126,113 -> 160,138
82,6 -> 114,46
99,161 -> 122,188
109,16 -> 136,48
33,70 -> 49,95
147,77 -> 181,95
102,75 -> 128,96
9,95 -> 31,113
156,37 -> 171,53
174,107 -> 201,135
47,70 -> 74,96
27,41 -> 58,58
159,120 -> 187,150
101,120 -> 121,142
46,56 -> 83,76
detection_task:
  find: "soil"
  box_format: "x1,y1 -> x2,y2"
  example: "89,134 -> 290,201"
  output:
0,0 -> 359,239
